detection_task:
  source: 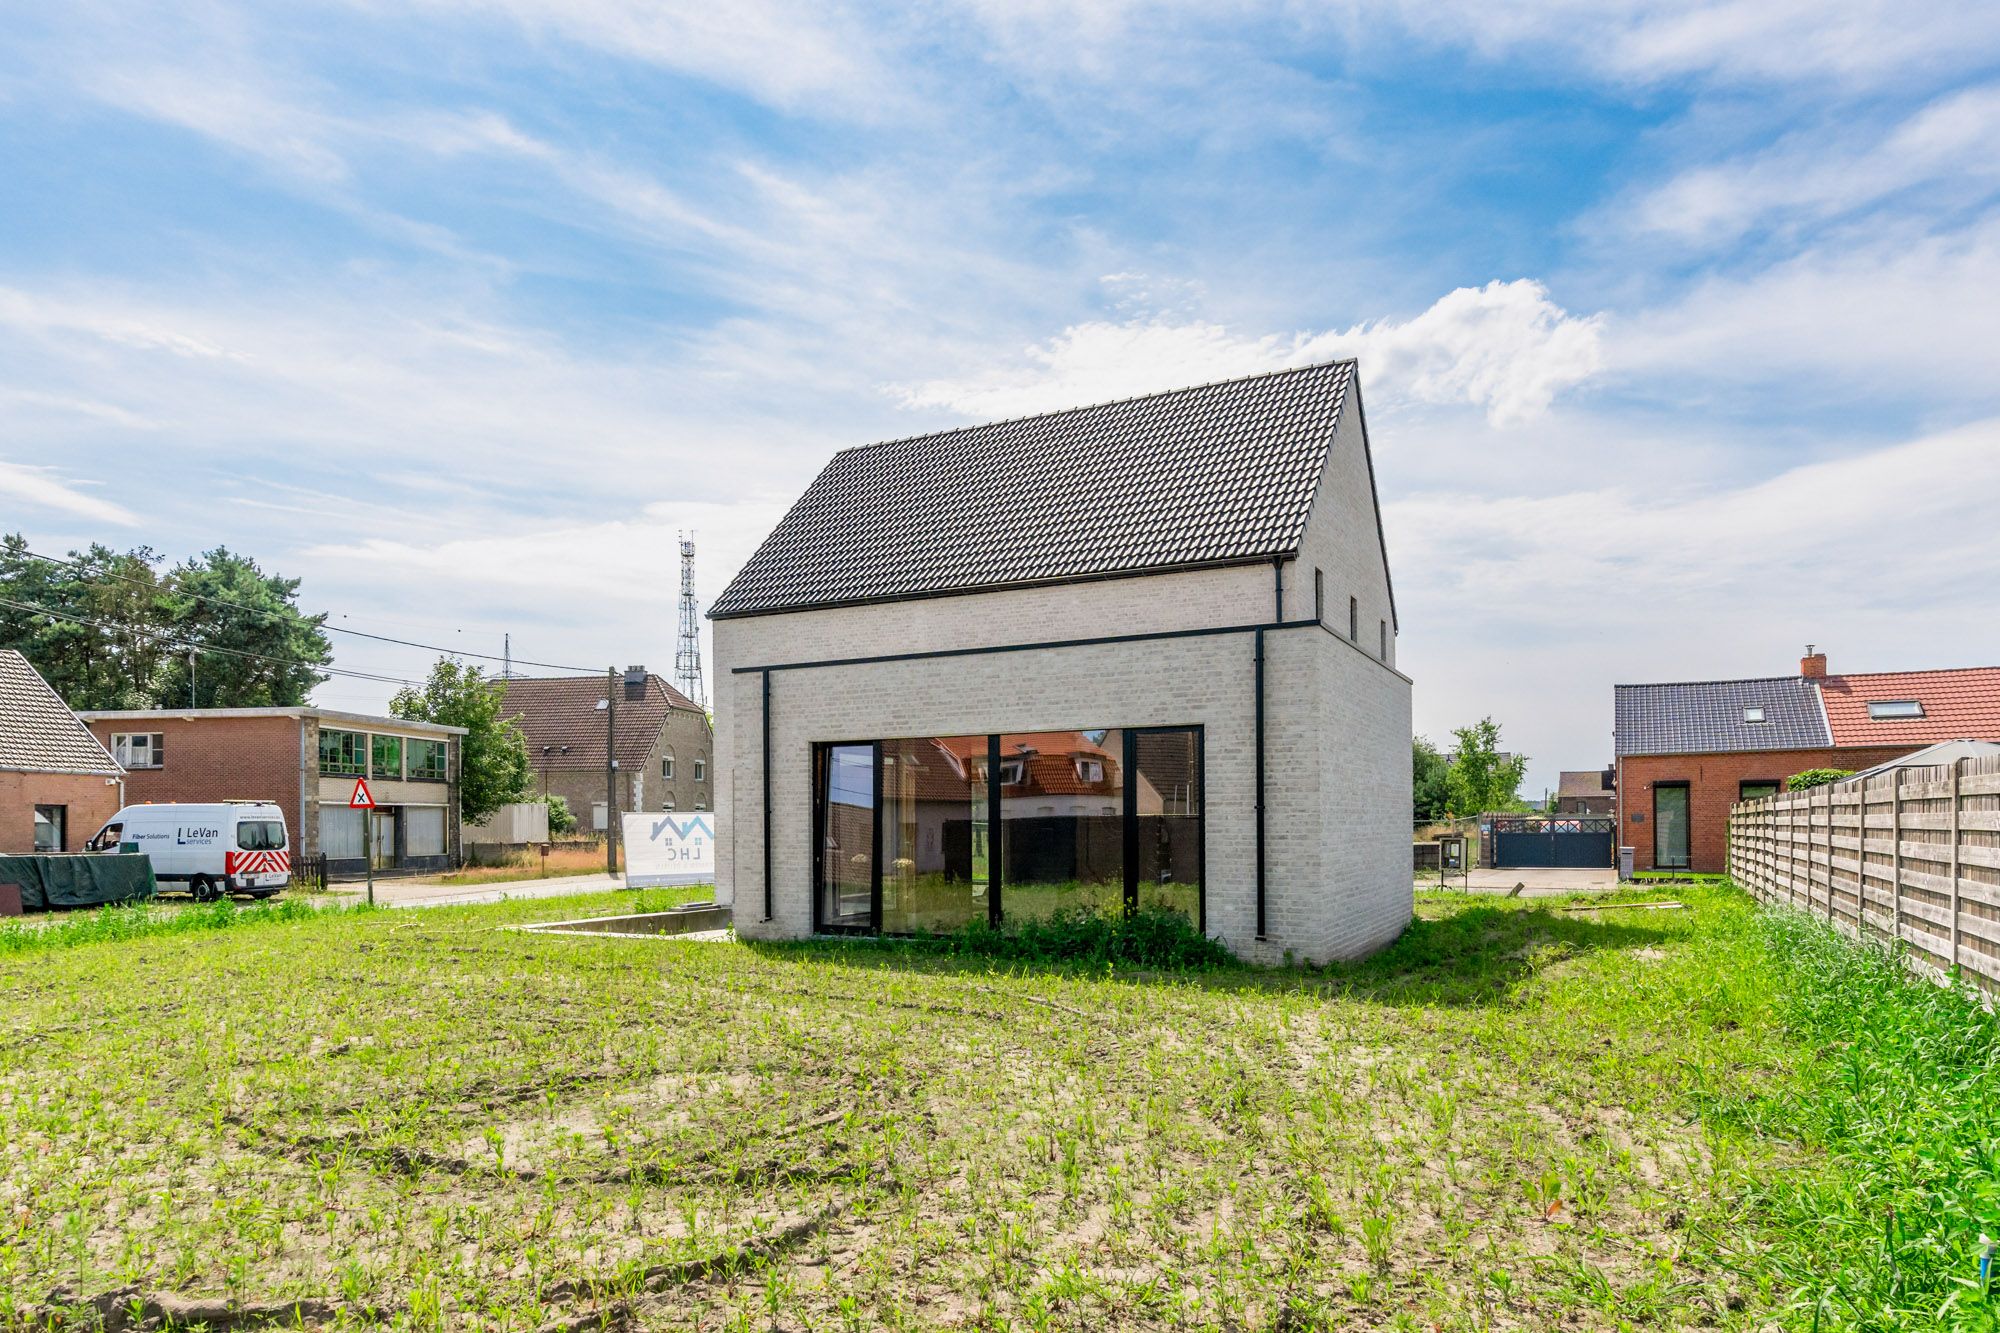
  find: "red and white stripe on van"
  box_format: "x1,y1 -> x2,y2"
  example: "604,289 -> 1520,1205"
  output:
227,849 -> 291,877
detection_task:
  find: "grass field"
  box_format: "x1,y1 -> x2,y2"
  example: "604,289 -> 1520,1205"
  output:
4,884 -> 1996,1330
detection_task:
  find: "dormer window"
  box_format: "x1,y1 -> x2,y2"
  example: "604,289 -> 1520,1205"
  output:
1867,699 -> 1924,720
998,760 -> 1025,785
1077,759 -> 1104,783
1742,707 -> 1766,724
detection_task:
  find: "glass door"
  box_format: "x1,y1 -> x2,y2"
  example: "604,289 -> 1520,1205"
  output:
370,810 -> 398,871
814,744 -> 876,930
1653,784 -> 1690,870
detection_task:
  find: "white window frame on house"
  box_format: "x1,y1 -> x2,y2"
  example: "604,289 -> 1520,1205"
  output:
661,752 -> 675,779
1077,758 -> 1104,783
1867,699 -> 1924,720
999,760 -> 1025,784
111,732 -> 164,768
693,757 -> 706,782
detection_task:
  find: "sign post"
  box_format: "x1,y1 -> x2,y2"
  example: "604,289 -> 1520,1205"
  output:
349,778 -> 377,907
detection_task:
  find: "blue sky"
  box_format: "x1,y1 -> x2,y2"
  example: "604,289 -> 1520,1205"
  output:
4,1 -> 1999,795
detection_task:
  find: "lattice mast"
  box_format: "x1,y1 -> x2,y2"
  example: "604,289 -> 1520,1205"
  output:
674,535 -> 706,708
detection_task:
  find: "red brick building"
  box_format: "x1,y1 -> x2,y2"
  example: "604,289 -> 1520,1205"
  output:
0,650 -> 125,854
78,707 -> 465,876
1615,651 -> 2000,873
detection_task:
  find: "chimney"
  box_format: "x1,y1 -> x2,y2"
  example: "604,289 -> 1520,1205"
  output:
1800,644 -> 1827,679
623,666 -> 646,701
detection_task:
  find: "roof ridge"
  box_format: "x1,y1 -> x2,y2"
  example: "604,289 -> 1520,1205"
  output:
836,357 -> 1357,457
1615,675 -> 1806,690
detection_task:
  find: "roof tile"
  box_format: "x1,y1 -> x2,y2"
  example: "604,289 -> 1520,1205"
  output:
1819,668 -> 2000,746
709,361 -> 1355,619
0,650 -> 122,775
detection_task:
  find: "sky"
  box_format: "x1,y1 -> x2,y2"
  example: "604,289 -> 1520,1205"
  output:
3,1 -> 1999,798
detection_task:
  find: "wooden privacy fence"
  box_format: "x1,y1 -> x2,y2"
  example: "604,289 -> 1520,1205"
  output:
1728,754 -> 2000,996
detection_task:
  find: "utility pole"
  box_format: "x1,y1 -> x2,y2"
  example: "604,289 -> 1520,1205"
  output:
606,666 -> 619,878
188,646 -> 196,708
675,535 -> 705,708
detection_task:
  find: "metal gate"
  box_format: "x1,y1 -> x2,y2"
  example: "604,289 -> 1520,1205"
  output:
1491,815 -> 1614,868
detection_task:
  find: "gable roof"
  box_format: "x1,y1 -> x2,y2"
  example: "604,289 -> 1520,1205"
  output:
497,674 -> 704,772
0,649 -> 122,776
1614,676 -> 1829,756
1818,667 -> 2000,747
709,360 -> 1367,620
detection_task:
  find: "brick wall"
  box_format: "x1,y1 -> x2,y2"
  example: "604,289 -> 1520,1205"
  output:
85,716 -> 304,849
1617,745 -> 1917,873
0,770 -> 125,854
711,423 -> 1412,965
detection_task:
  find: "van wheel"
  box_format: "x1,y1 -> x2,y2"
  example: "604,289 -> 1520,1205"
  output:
190,875 -> 222,903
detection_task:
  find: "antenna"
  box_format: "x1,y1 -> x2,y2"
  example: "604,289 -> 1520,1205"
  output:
503,632 -> 511,679
675,534 -> 705,708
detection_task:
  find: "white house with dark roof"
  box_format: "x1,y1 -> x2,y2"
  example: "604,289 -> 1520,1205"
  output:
708,361 -> 1412,964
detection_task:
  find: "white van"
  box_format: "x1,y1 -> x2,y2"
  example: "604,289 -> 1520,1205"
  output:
87,802 -> 291,901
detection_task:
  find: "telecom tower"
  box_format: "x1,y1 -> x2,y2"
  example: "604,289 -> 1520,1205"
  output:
674,536 -> 706,708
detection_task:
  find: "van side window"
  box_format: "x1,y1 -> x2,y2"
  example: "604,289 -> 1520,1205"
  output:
90,822 -> 124,851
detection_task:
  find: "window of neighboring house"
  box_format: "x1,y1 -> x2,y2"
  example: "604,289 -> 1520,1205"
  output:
661,752 -> 675,780
406,738 -> 448,781
1077,758 -> 1104,783
999,760 -> 1025,785
33,805 -> 65,852
111,732 -> 164,768
1349,596 -> 1359,640
1314,568 -> 1325,623
694,797 -> 707,810
693,757 -> 706,782
319,729 -> 365,777
371,734 -> 403,779
663,793 -> 676,810
1868,699 -> 1924,720
1739,781 -> 1780,803
1743,707 -> 1766,723
591,801 -> 608,830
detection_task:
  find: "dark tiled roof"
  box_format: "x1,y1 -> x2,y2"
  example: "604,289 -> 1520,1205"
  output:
498,674 -> 704,772
710,361 -> 1357,618
1819,668 -> 2000,746
0,649 -> 122,775
1615,676 -> 1828,756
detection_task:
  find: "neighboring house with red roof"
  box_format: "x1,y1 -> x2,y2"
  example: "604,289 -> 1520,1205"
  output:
1615,649 -> 2000,873
498,668 -> 711,833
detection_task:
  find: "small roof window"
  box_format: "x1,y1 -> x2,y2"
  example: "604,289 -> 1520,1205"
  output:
595,698 -> 609,711
1867,699 -> 1924,720
1742,706 -> 1766,723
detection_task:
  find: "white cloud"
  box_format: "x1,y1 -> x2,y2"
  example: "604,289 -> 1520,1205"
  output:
897,279 -> 1604,427
1615,84 -> 2000,247
0,460 -> 139,526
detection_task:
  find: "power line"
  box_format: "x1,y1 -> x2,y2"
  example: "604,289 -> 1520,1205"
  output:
0,595 -> 422,688
14,546 -> 599,675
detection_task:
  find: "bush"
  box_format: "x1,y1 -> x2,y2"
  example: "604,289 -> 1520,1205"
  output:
920,905 -> 1232,969
544,794 -> 576,835
1787,767 -> 1853,791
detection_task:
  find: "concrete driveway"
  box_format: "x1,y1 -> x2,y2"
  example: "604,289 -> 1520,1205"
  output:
1419,867 -> 1621,897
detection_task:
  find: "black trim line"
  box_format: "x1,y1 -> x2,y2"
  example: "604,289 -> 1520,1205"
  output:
1254,627 -> 1267,941
760,669 -> 773,923
733,618 -> 1322,675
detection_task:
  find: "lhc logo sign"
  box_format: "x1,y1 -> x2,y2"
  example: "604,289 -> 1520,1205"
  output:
628,813 -> 716,883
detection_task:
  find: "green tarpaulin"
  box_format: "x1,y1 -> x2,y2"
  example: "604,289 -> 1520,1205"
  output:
0,854 -> 156,912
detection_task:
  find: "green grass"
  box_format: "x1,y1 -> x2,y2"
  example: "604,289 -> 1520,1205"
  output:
0,896 -> 365,954
3,883 -> 1995,1329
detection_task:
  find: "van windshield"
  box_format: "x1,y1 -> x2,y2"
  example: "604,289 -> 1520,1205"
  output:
237,820 -> 287,850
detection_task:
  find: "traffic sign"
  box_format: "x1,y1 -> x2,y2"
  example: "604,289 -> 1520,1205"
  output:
348,778 -> 376,810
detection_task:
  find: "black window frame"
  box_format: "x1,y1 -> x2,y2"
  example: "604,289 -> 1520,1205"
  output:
810,725 -> 1205,937
1652,781 -> 1691,870
33,804 -> 66,852
1348,596 -> 1359,640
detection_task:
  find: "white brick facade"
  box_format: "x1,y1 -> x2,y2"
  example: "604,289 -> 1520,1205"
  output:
712,400 -> 1411,965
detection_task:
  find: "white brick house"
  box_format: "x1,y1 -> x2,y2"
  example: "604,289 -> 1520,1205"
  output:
709,361 -> 1411,964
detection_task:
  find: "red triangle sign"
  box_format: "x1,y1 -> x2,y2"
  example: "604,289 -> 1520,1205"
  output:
348,778 -> 376,809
